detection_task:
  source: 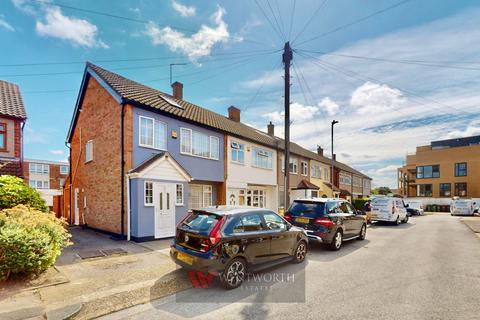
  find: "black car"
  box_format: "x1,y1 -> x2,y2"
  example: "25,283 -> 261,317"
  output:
170,207 -> 308,289
284,199 -> 366,251
406,208 -> 420,216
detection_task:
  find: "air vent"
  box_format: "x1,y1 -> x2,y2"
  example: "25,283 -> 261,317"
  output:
159,94 -> 184,110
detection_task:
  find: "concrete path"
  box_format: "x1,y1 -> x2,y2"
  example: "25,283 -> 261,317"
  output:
101,214 -> 480,320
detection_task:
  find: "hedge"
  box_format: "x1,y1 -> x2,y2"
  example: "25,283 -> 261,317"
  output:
0,175 -> 48,212
0,205 -> 72,281
352,198 -> 370,211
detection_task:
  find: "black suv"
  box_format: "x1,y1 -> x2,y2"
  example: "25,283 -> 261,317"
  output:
170,207 -> 308,289
285,199 -> 366,251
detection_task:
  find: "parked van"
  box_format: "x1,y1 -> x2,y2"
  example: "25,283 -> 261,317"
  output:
370,197 -> 408,225
404,199 -> 424,215
451,199 -> 476,216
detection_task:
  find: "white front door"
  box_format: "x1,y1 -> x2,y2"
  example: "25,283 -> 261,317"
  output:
153,183 -> 176,238
74,188 -> 79,225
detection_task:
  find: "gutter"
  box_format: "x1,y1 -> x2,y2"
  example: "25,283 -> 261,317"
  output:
126,173 -> 131,241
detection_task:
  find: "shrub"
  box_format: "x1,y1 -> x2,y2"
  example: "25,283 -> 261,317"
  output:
0,205 -> 72,281
353,198 -> 370,210
0,175 -> 48,212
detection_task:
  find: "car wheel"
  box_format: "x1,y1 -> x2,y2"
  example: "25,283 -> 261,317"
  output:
394,215 -> 401,226
292,240 -> 308,263
358,224 -> 366,240
329,230 -> 343,251
220,258 -> 247,290
402,215 -> 409,223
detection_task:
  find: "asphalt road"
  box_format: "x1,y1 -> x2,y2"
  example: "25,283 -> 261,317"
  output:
101,213 -> 480,320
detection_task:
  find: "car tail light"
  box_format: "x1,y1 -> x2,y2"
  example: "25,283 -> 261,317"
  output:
283,213 -> 292,222
314,217 -> 334,227
208,216 -> 226,248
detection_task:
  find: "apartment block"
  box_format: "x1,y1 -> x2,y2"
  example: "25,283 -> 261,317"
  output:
398,135 -> 480,198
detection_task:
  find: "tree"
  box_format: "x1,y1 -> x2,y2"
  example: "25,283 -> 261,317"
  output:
371,186 -> 392,195
0,175 -> 48,212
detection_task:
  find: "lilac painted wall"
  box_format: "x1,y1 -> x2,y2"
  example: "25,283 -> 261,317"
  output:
132,107 -> 224,182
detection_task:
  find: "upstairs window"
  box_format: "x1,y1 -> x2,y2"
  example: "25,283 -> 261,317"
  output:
0,123 -> 6,151
231,142 -> 245,164
252,148 -> 273,169
455,183 -> 467,197
85,140 -> 93,163
180,128 -> 219,160
29,163 -> 49,174
301,161 -> 308,176
416,165 -> 440,179
454,163 -> 467,177
281,157 -> 298,173
60,165 -> 69,175
139,116 -> 167,150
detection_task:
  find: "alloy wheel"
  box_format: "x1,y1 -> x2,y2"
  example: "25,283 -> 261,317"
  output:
335,232 -> 342,249
296,242 -> 307,261
225,261 -> 245,287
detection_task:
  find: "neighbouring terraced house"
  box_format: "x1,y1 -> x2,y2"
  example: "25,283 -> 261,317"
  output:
64,62 -> 371,241
0,80 -> 27,177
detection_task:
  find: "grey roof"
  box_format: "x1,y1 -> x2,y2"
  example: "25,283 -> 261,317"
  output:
81,62 -> 370,179
431,135 -> 480,148
0,80 -> 27,119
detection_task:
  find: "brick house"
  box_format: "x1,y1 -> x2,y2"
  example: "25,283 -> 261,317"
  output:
0,80 -> 27,177
65,62 -> 371,241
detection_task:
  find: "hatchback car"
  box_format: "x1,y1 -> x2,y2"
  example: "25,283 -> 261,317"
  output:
170,206 -> 308,289
284,198 -> 367,251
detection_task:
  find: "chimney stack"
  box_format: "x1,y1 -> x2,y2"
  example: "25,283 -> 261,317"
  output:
317,145 -> 323,156
171,81 -> 183,100
332,153 -> 336,161
228,106 -> 241,122
267,121 -> 274,136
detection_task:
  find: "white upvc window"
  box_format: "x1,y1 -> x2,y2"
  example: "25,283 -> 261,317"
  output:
60,165 -> 69,175
301,161 -> 308,176
85,140 -> 93,163
281,157 -> 298,173
188,184 -> 213,209
252,147 -> 273,169
29,163 -> 49,174
176,184 -> 184,206
231,141 -> 245,164
29,179 -> 49,189
139,116 -> 167,150
144,181 -> 153,206
180,127 -> 219,160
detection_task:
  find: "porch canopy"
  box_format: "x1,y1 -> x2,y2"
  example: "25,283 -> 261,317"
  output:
293,179 -> 320,190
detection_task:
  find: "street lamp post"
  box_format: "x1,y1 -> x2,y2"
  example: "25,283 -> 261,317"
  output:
331,120 -> 339,191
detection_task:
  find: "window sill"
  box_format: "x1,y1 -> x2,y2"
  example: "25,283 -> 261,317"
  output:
231,161 -> 245,166
139,144 -> 167,152
251,165 -> 273,171
85,160 -> 93,164
180,151 -> 219,161
144,203 -> 154,207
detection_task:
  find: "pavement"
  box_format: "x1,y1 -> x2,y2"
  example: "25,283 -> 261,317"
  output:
0,227 -> 191,320
99,214 -> 480,320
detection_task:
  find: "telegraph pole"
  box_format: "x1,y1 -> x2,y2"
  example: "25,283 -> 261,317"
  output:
331,120 -> 339,191
283,42 -> 293,208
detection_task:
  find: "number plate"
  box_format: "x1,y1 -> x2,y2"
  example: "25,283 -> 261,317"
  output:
177,251 -> 194,265
296,217 -> 310,224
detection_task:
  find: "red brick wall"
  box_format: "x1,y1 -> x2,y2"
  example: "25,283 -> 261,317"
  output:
23,161 -> 68,189
70,76 -> 132,235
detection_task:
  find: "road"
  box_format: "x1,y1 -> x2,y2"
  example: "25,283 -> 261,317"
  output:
100,214 -> 480,320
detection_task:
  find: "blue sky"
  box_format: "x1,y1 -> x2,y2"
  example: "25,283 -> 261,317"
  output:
1,0 -> 480,187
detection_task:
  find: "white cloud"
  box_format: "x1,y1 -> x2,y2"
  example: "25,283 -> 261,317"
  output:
350,82 -> 405,115
11,0 -> 38,15
318,97 -> 339,115
35,7 -> 108,48
444,120 -> 480,139
145,6 -> 228,61
172,0 -> 196,17
0,15 -> 14,31
263,102 -> 320,124
49,149 -> 64,155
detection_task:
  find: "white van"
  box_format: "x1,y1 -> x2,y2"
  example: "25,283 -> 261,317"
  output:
451,199 -> 476,216
404,199 -> 424,215
370,197 -> 409,225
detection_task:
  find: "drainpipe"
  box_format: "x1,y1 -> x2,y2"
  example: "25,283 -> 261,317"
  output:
65,141 -> 72,224
120,103 -> 125,237
126,173 -> 131,241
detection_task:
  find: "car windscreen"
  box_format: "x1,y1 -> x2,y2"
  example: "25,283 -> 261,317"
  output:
181,211 -> 222,234
288,201 -> 326,217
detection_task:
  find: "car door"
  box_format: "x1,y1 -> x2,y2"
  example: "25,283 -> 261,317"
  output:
339,202 -> 356,237
261,211 -> 296,260
346,202 -> 364,233
231,213 -> 272,265
398,200 -> 407,220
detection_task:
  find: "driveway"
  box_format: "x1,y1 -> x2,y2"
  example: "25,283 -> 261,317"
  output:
100,214 -> 480,320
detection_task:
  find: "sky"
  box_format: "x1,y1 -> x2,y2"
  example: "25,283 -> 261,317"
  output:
1,0 -> 480,188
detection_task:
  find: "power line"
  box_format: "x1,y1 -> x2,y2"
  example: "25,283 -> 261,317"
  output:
243,59 -> 282,112
297,49 -> 480,71
291,61 -> 311,107
287,0 -> 297,40
254,0 -> 285,42
295,0 -> 412,47
291,0 -> 328,44
266,0 -> 286,40
293,60 -> 316,106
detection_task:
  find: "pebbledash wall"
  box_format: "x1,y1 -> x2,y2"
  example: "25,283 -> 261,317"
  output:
128,107 -> 223,239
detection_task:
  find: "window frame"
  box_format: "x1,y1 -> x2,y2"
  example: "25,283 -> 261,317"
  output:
230,141 -> 245,164
289,158 -> 298,174
180,127 -> 219,160
454,182 -> 467,197
85,140 -> 93,163
144,181 -> 153,206
454,162 -> 467,177
138,116 -> 167,150
439,183 -> 451,197
252,147 -> 273,170
417,184 -> 433,197
175,183 -> 184,206
301,161 -> 308,176
0,122 -> 7,151
60,165 -> 69,175
416,165 -> 440,179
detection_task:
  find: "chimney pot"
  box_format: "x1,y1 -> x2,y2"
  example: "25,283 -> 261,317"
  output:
228,106 -> 241,122
171,81 -> 183,100
317,145 -> 323,156
267,121 -> 274,136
